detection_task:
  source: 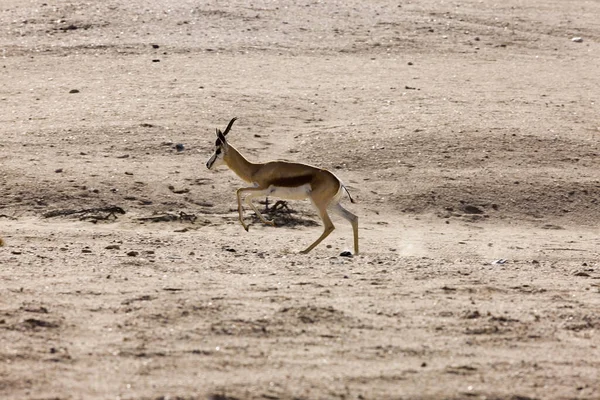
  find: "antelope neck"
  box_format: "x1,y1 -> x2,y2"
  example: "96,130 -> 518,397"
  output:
224,144 -> 261,183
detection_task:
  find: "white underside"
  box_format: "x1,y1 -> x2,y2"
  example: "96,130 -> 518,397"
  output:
265,183 -> 312,201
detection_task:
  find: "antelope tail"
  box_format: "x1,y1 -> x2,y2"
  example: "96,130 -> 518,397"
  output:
342,184 -> 355,204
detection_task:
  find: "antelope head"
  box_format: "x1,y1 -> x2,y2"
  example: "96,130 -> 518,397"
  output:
206,117 -> 237,170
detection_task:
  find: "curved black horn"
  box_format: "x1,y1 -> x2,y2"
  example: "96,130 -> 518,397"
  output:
222,117 -> 237,136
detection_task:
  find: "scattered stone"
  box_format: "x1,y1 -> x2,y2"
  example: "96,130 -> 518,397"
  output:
571,37 -> 583,43
541,224 -> 564,230
462,204 -> 484,214
127,251 -> 139,257
168,186 -> 190,194
175,143 -> 185,152
151,44 -> 160,49
55,168 -> 63,173
81,248 -> 92,254
22,318 -> 59,329
152,59 -> 160,62
339,251 -> 353,258
573,271 -> 590,277
105,244 -> 120,250
464,310 -> 481,319
69,89 -> 79,94
492,259 -> 508,265
163,287 -> 183,292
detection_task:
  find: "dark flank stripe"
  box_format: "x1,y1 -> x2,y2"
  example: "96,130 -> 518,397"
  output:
270,175 -> 314,187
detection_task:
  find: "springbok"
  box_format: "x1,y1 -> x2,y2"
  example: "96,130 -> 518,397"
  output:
206,117 -> 358,254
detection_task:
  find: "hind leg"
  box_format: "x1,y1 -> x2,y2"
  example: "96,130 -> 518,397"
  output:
300,197 -> 335,254
331,202 -> 359,255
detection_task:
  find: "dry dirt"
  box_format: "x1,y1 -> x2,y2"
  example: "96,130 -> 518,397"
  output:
1,0 -> 600,399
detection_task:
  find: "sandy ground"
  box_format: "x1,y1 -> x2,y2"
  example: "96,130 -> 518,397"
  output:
1,0 -> 600,399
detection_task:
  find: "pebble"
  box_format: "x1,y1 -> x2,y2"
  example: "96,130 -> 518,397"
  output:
571,37 -> 583,43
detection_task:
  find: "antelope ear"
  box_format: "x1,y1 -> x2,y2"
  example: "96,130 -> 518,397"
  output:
217,129 -> 227,145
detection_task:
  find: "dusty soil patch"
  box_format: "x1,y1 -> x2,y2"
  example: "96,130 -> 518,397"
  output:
1,0 -> 599,399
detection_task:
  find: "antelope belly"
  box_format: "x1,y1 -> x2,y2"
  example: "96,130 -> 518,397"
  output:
267,184 -> 311,200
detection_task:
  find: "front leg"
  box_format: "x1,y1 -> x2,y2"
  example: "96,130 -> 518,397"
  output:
236,187 -> 272,231
236,188 -> 251,231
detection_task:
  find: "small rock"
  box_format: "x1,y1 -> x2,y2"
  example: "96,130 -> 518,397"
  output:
571,37 -> 583,43
175,143 -> 185,152
463,205 -> 484,214
69,89 -> 79,94
151,44 -> 160,49
464,310 -> 481,319
127,251 -> 139,257
152,59 -> 160,62
491,259 -> 508,265
339,251 -> 353,258
81,248 -> 92,254
55,168 -> 63,173
105,244 -> 120,250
